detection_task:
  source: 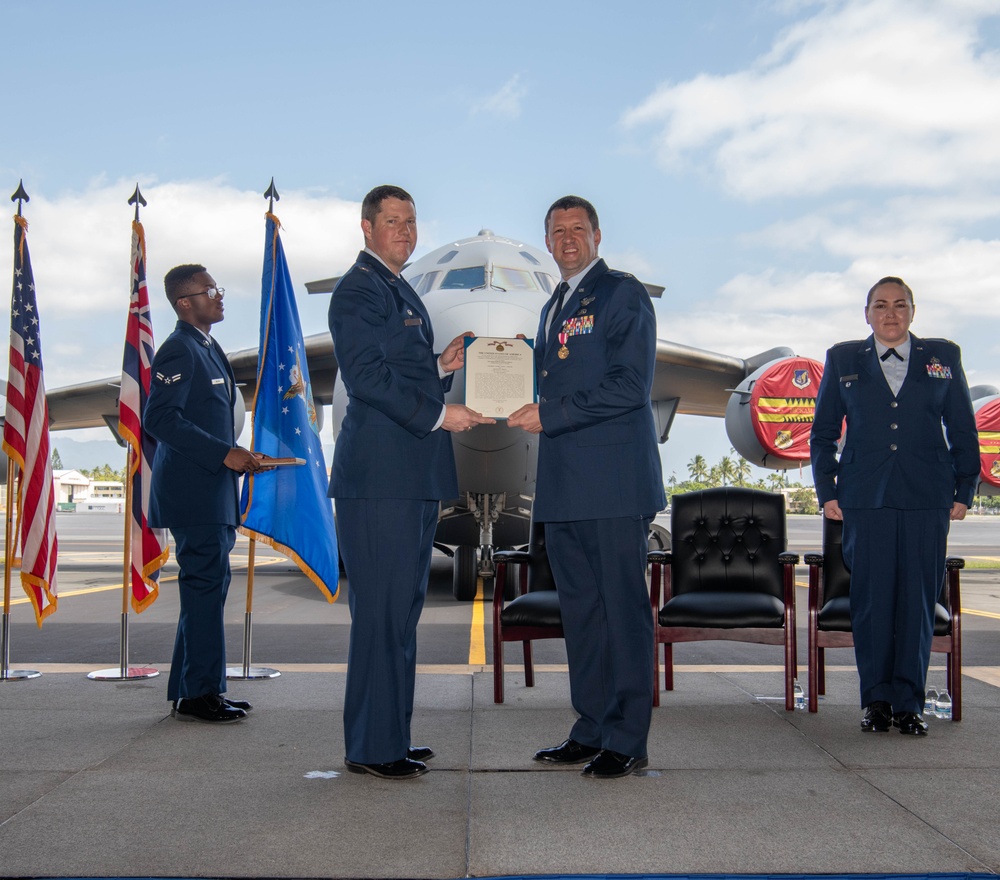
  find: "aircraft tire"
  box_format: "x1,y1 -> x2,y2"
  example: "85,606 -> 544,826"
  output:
452,545 -> 479,601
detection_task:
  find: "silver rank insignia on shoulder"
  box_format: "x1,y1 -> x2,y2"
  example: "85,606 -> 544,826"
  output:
157,372 -> 182,385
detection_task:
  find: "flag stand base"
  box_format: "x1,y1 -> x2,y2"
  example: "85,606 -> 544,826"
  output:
1,668 -> 42,681
225,610 -> 280,680
1,614 -> 41,680
226,665 -> 281,680
88,666 -> 159,681
87,612 -> 159,681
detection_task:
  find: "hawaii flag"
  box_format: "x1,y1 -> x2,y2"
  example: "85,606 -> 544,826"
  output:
3,215 -> 57,626
240,213 -> 338,602
118,219 -> 168,611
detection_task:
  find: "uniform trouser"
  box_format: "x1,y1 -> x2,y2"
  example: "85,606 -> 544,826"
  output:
842,507 -> 950,713
336,498 -> 438,764
167,524 -> 236,702
544,515 -> 654,758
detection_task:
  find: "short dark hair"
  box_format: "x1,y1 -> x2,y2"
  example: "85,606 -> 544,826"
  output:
362,185 -> 414,225
164,264 -> 206,304
544,195 -> 599,235
866,275 -> 914,307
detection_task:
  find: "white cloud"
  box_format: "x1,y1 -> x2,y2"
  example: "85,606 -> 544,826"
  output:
471,74 -> 527,120
623,0 -> 1000,199
2,179 -> 361,388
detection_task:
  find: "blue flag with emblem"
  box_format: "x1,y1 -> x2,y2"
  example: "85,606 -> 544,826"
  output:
239,212 -> 338,602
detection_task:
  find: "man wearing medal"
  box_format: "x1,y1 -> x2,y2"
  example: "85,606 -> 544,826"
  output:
508,196 -> 665,778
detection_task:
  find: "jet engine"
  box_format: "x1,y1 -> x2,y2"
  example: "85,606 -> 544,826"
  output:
724,356 -> 825,470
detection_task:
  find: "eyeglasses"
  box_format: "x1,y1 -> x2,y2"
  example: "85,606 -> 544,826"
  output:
184,286 -> 225,300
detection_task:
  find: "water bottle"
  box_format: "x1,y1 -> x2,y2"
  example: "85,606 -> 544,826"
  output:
793,678 -> 806,710
924,687 -> 939,718
936,689 -> 952,720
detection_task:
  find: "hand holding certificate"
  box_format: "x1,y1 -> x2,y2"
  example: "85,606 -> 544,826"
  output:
463,336 -> 536,419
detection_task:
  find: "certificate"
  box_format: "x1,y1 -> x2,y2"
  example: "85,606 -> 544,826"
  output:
463,336 -> 536,419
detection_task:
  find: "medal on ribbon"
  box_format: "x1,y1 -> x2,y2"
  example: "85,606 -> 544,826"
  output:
558,330 -> 569,359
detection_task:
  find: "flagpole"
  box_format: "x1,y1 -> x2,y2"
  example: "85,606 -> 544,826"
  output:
226,180 -> 288,682
1,430 -> 40,680
226,534 -> 277,679
88,185 -> 158,682
2,184 -> 43,681
88,444 -> 157,681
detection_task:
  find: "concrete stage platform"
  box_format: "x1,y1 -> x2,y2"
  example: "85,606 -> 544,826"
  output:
2,663 -> 999,878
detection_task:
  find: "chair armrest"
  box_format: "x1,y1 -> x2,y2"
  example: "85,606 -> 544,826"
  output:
804,553 -> 824,566
493,550 -> 531,611
647,549 -> 671,565
945,556 -> 965,570
778,552 -> 799,565
494,550 -> 531,565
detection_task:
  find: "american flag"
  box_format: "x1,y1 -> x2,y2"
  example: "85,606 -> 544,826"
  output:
118,219 -> 167,612
3,215 -> 58,626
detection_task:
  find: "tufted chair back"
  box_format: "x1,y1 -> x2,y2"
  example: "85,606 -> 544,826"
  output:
670,487 -> 787,601
651,486 -> 799,709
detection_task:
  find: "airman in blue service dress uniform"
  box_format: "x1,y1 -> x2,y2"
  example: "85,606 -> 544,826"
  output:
810,276 -> 979,736
509,196 -> 665,778
146,264 -> 266,724
328,186 -> 493,779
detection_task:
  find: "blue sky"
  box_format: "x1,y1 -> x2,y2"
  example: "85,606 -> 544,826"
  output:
4,0 -> 1000,482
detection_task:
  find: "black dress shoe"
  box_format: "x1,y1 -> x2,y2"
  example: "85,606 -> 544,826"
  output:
533,738 -> 601,765
221,695 -> 253,711
408,745 -> 434,762
175,694 -> 247,724
581,750 -> 648,779
893,711 -> 929,736
860,700 -> 893,732
344,758 -> 428,779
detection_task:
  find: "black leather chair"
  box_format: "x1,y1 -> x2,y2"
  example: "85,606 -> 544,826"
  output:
649,487 -> 799,710
492,521 -> 563,703
805,516 -> 963,719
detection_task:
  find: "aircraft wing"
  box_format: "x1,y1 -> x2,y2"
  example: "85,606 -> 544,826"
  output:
43,334 -> 788,431
652,342 -> 795,418
44,332 -> 341,432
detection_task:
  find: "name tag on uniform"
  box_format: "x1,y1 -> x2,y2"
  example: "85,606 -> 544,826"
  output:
840,374 -> 858,382
404,317 -> 423,326
212,377 -> 225,385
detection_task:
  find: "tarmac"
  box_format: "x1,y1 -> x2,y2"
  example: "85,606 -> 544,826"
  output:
2,661 -> 999,878
2,512 -> 1000,878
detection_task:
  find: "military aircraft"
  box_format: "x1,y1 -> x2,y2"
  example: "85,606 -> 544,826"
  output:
26,229 -> 827,599
36,229 -> 1000,600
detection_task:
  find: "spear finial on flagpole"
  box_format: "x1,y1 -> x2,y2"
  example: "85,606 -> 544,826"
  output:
128,184 -> 147,222
264,178 -> 279,213
10,180 -> 29,217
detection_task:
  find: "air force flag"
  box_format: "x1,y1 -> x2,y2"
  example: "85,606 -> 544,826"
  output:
240,213 -> 338,601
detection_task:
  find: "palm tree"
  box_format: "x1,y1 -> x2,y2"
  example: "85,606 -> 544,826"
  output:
767,471 -> 786,492
718,454 -> 736,487
735,457 -> 752,487
687,454 -> 709,483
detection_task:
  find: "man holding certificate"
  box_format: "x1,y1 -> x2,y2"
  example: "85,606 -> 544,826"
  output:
328,185 -> 493,779
508,196 -> 665,778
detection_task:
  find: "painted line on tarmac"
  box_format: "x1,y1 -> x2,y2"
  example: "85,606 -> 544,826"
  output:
468,577 -> 486,665
4,556 -> 286,605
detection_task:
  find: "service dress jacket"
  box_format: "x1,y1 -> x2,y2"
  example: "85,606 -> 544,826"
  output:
145,320 -> 239,528
533,259 -> 665,522
328,251 -> 458,501
811,333 -> 979,511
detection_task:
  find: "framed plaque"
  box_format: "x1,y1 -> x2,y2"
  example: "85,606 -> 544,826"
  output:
463,336 -> 536,419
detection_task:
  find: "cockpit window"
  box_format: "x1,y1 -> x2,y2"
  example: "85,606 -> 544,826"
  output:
493,267 -> 540,291
535,272 -> 556,295
441,266 -> 486,289
413,271 -> 440,295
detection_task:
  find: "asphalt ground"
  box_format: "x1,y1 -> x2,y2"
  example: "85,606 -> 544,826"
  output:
3,511 -> 999,675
